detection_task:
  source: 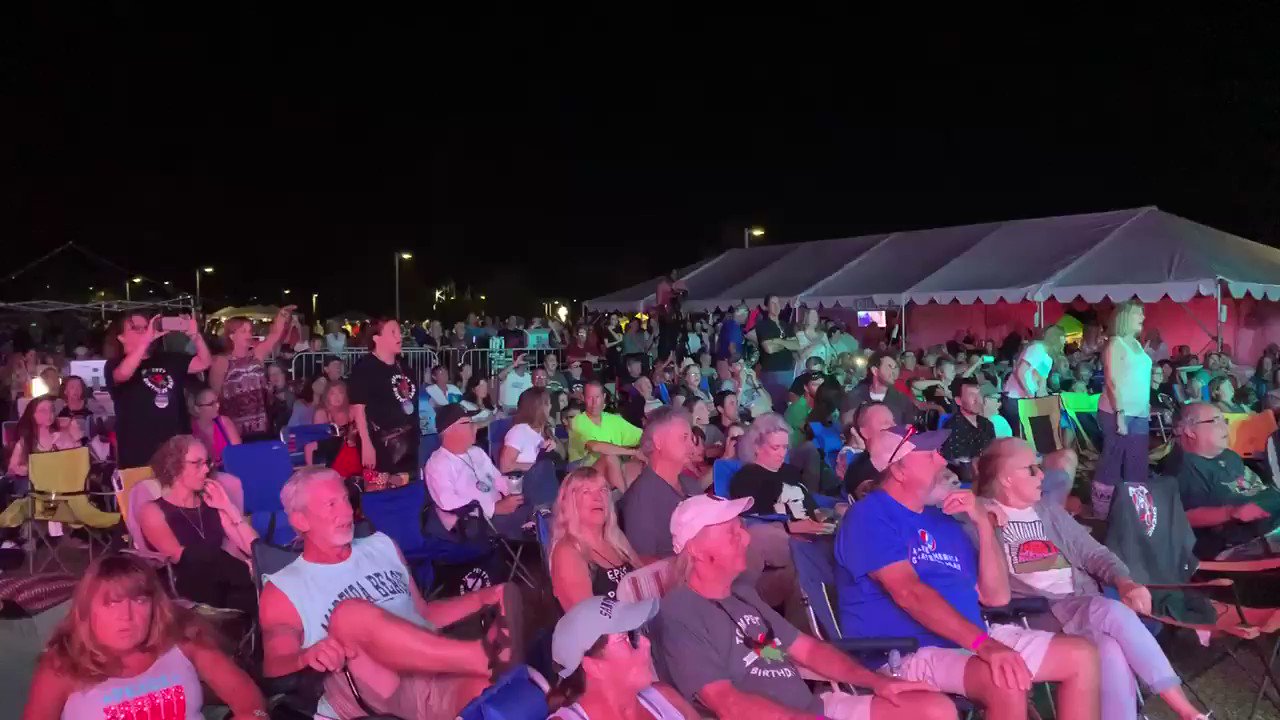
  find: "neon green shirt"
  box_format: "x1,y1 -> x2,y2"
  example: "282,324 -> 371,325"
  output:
569,412 -> 642,464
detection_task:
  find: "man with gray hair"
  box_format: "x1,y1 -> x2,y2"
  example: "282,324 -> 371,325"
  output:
656,494 -> 954,720
1173,402 -> 1280,557
259,466 -> 521,719
620,405 -> 701,559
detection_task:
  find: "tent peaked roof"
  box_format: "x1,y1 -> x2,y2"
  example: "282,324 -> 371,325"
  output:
585,207 -> 1280,311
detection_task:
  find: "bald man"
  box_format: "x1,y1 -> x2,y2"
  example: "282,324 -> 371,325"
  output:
1174,403 -> 1280,557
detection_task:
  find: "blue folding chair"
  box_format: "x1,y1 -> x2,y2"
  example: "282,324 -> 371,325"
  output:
488,416 -> 515,466
457,666 -> 550,720
807,421 -> 843,468
420,433 -> 442,465
534,508 -> 554,573
281,423 -> 338,466
362,481 -> 492,595
223,440 -> 294,514
936,412 -> 953,431
711,459 -> 787,522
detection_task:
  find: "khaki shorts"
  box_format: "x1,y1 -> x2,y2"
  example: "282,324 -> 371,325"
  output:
820,690 -> 875,720
887,624 -> 1056,696
322,660 -> 478,720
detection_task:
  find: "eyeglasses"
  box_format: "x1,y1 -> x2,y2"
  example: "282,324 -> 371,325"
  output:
196,399 -> 219,408
184,458 -> 212,468
1021,463 -> 1043,475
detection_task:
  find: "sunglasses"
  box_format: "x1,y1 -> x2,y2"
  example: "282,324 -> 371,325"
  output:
884,426 -> 918,467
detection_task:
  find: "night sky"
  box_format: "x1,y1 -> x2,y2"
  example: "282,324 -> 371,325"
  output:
5,6 -> 1280,318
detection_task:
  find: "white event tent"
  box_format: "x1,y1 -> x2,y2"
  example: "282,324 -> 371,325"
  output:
586,207 -> 1280,357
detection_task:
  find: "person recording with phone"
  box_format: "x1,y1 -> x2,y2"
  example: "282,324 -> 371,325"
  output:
137,435 -> 258,619
208,305 -> 297,441
106,312 -> 212,469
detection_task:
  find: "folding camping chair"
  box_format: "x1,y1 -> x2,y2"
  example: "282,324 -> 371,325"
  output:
222,440 -> 295,514
534,508 -> 554,574
1059,391 -> 1101,454
251,532 -> 548,720
281,422 -> 339,466
1105,477 -> 1280,720
488,416 -> 515,466
790,533 -> 1057,717
0,447 -> 120,573
111,465 -> 153,527
1017,395 -> 1066,454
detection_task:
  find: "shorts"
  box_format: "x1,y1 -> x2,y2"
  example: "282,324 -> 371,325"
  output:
820,690 -> 874,720
885,624 -> 1055,696
322,658 -> 476,720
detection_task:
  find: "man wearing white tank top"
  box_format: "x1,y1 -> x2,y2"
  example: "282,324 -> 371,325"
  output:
259,467 -> 522,719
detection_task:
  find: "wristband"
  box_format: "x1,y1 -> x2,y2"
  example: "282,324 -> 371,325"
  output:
969,631 -> 989,652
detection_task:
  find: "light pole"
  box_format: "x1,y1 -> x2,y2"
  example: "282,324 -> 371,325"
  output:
195,267 -> 214,311
126,276 -> 142,301
311,292 -> 318,319
743,226 -> 766,249
394,252 -> 412,319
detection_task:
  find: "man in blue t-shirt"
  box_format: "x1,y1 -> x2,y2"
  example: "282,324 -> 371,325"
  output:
714,305 -> 749,382
835,427 -> 1101,717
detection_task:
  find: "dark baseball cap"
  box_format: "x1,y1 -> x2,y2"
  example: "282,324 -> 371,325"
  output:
436,404 -> 474,434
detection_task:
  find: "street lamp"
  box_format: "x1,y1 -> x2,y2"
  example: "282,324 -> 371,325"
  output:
395,252 -> 413,319
743,226 -> 766,249
312,292 -> 319,318
126,276 -> 142,301
195,267 -> 214,312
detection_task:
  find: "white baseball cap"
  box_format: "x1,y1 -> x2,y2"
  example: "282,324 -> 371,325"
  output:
669,494 -> 753,554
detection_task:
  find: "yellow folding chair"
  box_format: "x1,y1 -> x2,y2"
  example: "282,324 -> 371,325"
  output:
1017,396 -> 1065,454
0,447 -> 121,573
112,465 -> 154,527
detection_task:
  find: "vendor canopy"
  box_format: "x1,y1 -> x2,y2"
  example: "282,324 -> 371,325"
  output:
586,207 -> 1280,311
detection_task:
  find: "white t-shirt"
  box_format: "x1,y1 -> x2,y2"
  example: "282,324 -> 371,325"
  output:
500,370 -> 534,410
425,383 -> 462,408
503,422 -> 545,464
993,502 -> 1074,596
423,446 -> 510,528
1007,341 -> 1053,399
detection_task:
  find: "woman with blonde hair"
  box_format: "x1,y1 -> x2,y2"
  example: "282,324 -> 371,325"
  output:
1092,300 -> 1152,517
550,466 -> 641,610
23,553 -> 265,720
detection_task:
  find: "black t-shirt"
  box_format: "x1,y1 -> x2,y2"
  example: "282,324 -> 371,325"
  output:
728,462 -> 816,519
755,317 -> 794,373
105,352 -> 193,468
348,354 -> 421,474
1176,449 -> 1280,556
940,413 -> 996,461
843,452 -> 878,498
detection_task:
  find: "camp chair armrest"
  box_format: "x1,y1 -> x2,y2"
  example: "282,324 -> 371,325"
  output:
439,499 -> 484,518
832,637 -> 920,654
261,668 -> 328,705
982,597 -> 1050,622
744,513 -> 788,523
1198,557 -> 1280,573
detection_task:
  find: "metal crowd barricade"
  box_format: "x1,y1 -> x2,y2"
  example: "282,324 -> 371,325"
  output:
289,348 -> 439,383
432,346 -> 566,381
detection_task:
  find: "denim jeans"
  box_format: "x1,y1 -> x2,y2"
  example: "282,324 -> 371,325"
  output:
1091,411 -> 1150,517
1051,595 -> 1181,720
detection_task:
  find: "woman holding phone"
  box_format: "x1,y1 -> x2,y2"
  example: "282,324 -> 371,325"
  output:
137,435 -> 257,617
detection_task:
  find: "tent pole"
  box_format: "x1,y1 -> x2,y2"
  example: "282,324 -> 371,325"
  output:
899,301 -> 906,351
1036,300 -> 1044,330
1215,282 -> 1223,352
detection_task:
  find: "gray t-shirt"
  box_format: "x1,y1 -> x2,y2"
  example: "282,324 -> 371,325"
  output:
621,467 -> 704,558
657,580 -> 821,714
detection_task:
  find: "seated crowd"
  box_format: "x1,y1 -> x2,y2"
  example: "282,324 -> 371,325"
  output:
11,295 -> 1280,720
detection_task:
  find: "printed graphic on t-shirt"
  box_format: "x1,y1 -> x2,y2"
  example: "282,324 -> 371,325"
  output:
320,568 -> 413,632
603,566 -> 629,599
728,611 -> 793,677
1220,463 -> 1267,498
1001,520 -> 1071,573
1128,485 -> 1158,537
911,528 -> 962,571
140,367 -> 175,395
101,681 -> 187,719
390,373 -> 416,404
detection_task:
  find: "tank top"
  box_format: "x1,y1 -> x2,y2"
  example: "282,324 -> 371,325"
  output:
193,417 -> 231,465
157,498 -> 225,550
549,686 -> 685,720
220,354 -> 270,437
1098,336 -> 1153,417
264,533 -> 435,648
590,559 -> 636,601
61,645 -> 203,720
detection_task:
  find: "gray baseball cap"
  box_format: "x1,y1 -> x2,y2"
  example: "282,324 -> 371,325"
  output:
552,596 -> 659,677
